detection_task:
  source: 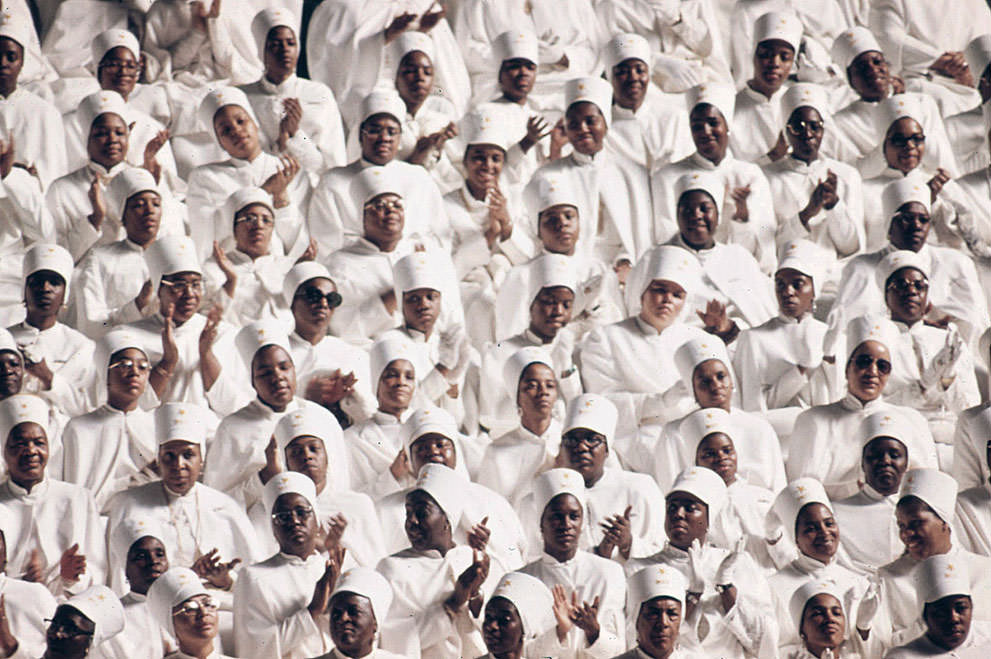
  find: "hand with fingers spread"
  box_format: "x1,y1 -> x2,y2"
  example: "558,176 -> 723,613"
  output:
598,505 -> 634,559
549,118 -> 567,160
322,513 -> 349,553
143,129 -> 169,183
192,548 -> 241,590
551,584 -> 574,640
487,188 -> 513,242
571,593 -> 601,645
87,175 -> 106,231
855,575 -> 881,635
59,544 -> 87,583
385,12 -> 417,43
0,135 -> 14,180
262,155 -> 300,208
305,369 -> 356,407
198,303 -> 223,355
730,185 -> 751,223
418,4 -> 446,32
447,549 -> 489,616
697,299 -> 734,338
767,131 -> 788,161
802,170 -> 840,228
212,241 -> 237,299
308,555 -> 343,620
466,516 -> 490,552
522,115 -> 551,152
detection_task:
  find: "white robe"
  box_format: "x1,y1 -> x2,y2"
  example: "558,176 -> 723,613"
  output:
606,87 -> 695,174
202,250 -> 295,329
477,420 -> 562,509
0,86 -> 67,190
288,330 -> 375,427
7,320 -> 95,418
0,573 -> 57,659
833,485 -> 904,574
345,411 -> 413,501
102,591 -> 168,659
885,622 -> 991,659
70,238 -> 153,339
47,161 -> 129,263
732,85 -> 789,165
0,169 -> 53,323
952,403 -> 991,492
954,485 -> 991,556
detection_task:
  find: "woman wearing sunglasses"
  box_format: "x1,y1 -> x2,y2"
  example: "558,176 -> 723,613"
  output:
786,314 -> 938,501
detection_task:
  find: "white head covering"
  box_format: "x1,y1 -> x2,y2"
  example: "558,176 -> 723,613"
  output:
235,320 -> 293,371
146,567 -> 208,637
412,463 -> 466,527
788,579 -> 849,632
91,28 -> 140,65
527,253 -> 577,304
502,346 -> 554,398
686,82 -> 736,124
831,27 -> 883,71
198,86 -> 259,133
858,409 -> 916,451
62,586 -> 125,646
533,467 -> 587,515
875,250 -> 929,290
604,33 -> 651,73
106,168 -> 160,224
390,31 -> 435,78
251,7 -> 297,60
674,336 -> 731,388
351,165 -> 404,209
491,572 -> 556,640
0,394 -> 49,442
359,90 -> 407,125
145,235 -> 202,285
223,187 -> 274,225
966,34 -> 991,80
681,407 -> 737,452
875,94 -> 925,136
845,314 -> 900,359
563,394 -> 617,441
0,328 -> 18,356
274,406 -> 342,457
155,402 -> 207,447
776,239 -> 828,289
674,171 -> 725,214
369,335 -> 417,389
263,470 -> 318,514
0,10 -> 33,50
628,565 -> 688,612
23,243 -> 73,298
881,173 -> 932,219
402,406 -> 458,454
528,174 -> 580,215
393,251 -> 443,299
78,90 -> 131,133
110,516 -> 167,571
626,245 -> 703,317
564,77 -> 613,127
667,466 -> 727,516
915,554 -> 971,606
460,108 -> 511,152
780,83 -> 830,126
493,29 -> 538,65
772,478 -> 833,543
898,468 -> 957,523
332,567 -> 394,623
753,11 -> 803,52
282,261 -> 334,304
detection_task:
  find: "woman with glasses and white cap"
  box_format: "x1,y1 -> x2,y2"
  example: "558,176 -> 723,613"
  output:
620,565 -> 704,659
148,567 -> 230,659
0,394 -> 104,600
788,315 -> 938,500
42,585 -> 124,659
311,567 -> 405,659
377,463 -> 499,659
786,579 -> 874,658
478,571 -> 559,659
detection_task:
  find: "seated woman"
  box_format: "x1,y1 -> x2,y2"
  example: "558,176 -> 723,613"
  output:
42,585 -> 125,659
786,580 -> 873,658
621,566 -> 704,659
955,432 -> 991,555
312,567 -> 406,659
147,567 -> 230,659
478,571 -> 558,659
0,511 -> 57,659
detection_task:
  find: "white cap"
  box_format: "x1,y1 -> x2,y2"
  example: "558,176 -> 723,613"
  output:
674,171 -> 725,214
332,567 -> 394,623
413,463 -> 466,527
146,568 -> 208,636
965,34 -> 991,80
565,77 -> 613,126
681,407 -> 737,451
686,82 -> 736,124
898,468 -> 957,523
92,28 -> 139,65
155,402 -> 207,447
780,83 -> 830,126
369,335 -> 417,388
251,7 -> 297,60
282,261 -> 334,304
460,107 -> 511,152
563,394 -> 617,441
106,168 -> 160,224
772,478 -> 833,543
528,174 -> 580,215
223,187 -> 274,225
875,249 -> 929,290
845,314 -> 900,358
788,579 -> 849,631
638,244 -> 703,297
145,235 -> 201,284
776,239 -> 828,288
502,346 -> 554,398
97,328 -> 146,368
390,31 -> 435,77
604,33 -> 651,72
915,553 -> 971,605
63,586 -> 125,646
23,243 -> 73,298
527,253 -> 578,304
264,470 -> 318,514
235,319 -> 293,371
753,11 -> 803,52
493,29 -> 538,64
674,336 -> 731,388
393,251 -> 443,298
78,90 -> 131,132
875,93 -> 925,136
667,466 -> 727,516
359,89 -> 407,125
274,406 -> 342,457
491,572 -> 556,640
0,10 -> 33,49
110,516 -> 167,571
199,86 -> 259,133
0,328 -> 17,356
351,165 -> 404,208
881,173 -> 932,219
532,467 -> 587,515
858,409 -> 915,451
832,27 -> 882,71
0,394 -> 49,441
402,405 -> 458,453
628,565 -> 688,610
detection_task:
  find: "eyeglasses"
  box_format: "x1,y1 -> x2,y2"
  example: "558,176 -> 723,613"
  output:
99,59 -> 140,73
234,213 -> 274,227
851,354 -> 892,375
296,286 -> 342,308
160,279 -> 204,295
173,597 -> 219,617
272,506 -> 314,526
887,278 -> 928,294
109,358 -> 152,374
45,619 -> 94,638
364,198 -> 403,213
562,434 -> 606,450
786,119 -> 824,136
888,133 -> 925,149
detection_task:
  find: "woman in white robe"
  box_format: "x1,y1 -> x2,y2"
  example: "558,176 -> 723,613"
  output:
478,571 -> 560,659
0,504 -> 58,659
618,566 -> 705,659
310,567 -> 406,659
147,567 -> 233,659
784,580 -> 872,658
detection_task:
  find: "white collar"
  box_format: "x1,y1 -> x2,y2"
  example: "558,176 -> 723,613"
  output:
4,477 -> 48,499
259,74 -> 298,95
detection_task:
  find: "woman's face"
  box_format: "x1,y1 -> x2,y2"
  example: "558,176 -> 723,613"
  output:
483,597 -> 524,656
122,191 -> 162,247
884,267 -> 928,325
88,112 -> 129,169
677,190 -> 719,249
637,597 -> 682,658
692,359 -> 733,410
689,104 -> 729,163
517,362 -> 557,423
158,440 -> 202,496
528,286 -> 574,341
888,201 -> 931,252
884,117 -> 926,174
695,432 -> 737,484
611,58 -> 649,109
107,347 -> 150,406
540,493 -> 583,557
233,203 -> 275,258
45,606 -> 96,658
538,205 -> 580,255
213,105 -> 261,160
285,436 -> 328,487
845,341 -> 891,402
172,594 -> 219,648
97,46 -> 139,98
564,102 -> 606,155
376,359 -> 415,415
396,50 -> 434,107
785,106 -> 824,162
402,288 -> 441,335
752,39 -> 794,94
404,489 -> 451,551
665,492 -> 708,549
801,594 -> 845,654
263,26 -> 298,79
498,58 -> 536,102
775,268 -> 815,318
862,437 -> 908,496
640,279 -> 686,331
896,497 -> 952,560
794,502 -> 840,563
463,144 -> 505,192
251,345 -> 296,409
359,114 -> 401,165
124,535 -> 168,595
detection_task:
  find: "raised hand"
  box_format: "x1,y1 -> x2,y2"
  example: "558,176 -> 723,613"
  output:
523,115 -> 551,151
551,585 -> 573,639
928,168 -> 951,203
599,505 -> 633,559
323,513 -> 349,553
418,4 -> 446,32
385,13 -> 417,43
571,593 -> 601,645
278,98 -> 303,151
59,544 -> 87,582
22,549 -> 43,583
686,538 -> 706,595
143,129 -> 169,183
466,516 -> 490,552
212,241 -> 237,298
697,298 -> 732,335
308,556 -> 343,619
192,548 -> 241,590
730,185 -> 751,222
261,155 -> 300,208
87,175 -> 106,231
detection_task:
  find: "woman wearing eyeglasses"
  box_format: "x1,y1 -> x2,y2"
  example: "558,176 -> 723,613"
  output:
786,314 -> 938,501
43,585 -> 124,659
148,567 -> 230,659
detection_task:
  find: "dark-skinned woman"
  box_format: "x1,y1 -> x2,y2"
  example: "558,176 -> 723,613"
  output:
478,571 -> 557,659
619,565 -> 703,659
311,567 -> 406,659
42,585 -> 124,659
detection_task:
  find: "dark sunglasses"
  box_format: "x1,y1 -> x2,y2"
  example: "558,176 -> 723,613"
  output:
296,286 -> 342,308
851,354 -> 892,375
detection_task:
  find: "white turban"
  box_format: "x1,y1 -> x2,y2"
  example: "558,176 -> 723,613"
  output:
604,33 -> 651,73
155,402 -> 207,447
493,29 -> 538,64
680,407 -> 738,452
628,565 -> 688,611
831,27 -> 882,71
110,516 -> 167,572
776,239 -> 829,288
966,34 -> 991,80
78,90 -> 131,133
674,171 -> 725,214
667,466 -> 727,517
146,567 -> 208,637
235,319 -> 293,371
369,335 -> 418,389
94,328 -> 147,394
0,11 -> 33,50
251,7 -> 297,60
565,77 -> 613,127
788,579 -> 849,632
563,394 -> 617,441
915,553 -> 970,606
412,463 -> 466,527
637,244 -> 703,299
491,572 -> 556,640
0,394 -> 49,442
359,90 -> 407,125
263,470 -> 318,514
393,251 -> 443,299
223,187 -> 274,224
282,261 -> 334,304
389,31 -> 435,79
0,328 -> 18,356
145,235 -> 201,284
527,253 -> 578,305
460,107 -> 511,152
881,173 -> 932,219
501,346 -> 554,398
898,468 -> 957,523
844,314 -> 900,359
198,86 -> 259,133
350,165 -> 404,209
332,567 -> 395,624
91,28 -> 140,65
875,93 -> 925,137
23,243 -> 73,298
402,406 -> 458,454
532,467 -> 587,516
875,249 -> 929,290
527,174 -> 580,215
686,82 -> 736,125
673,336 -> 731,388
780,83 -> 830,127
274,406 -> 340,458
106,168 -> 160,224
772,478 -> 833,543
63,586 -> 125,646
753,11 -> 803,52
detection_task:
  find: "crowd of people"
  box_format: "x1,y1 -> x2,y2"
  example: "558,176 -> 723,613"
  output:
0,0 -> 989,657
